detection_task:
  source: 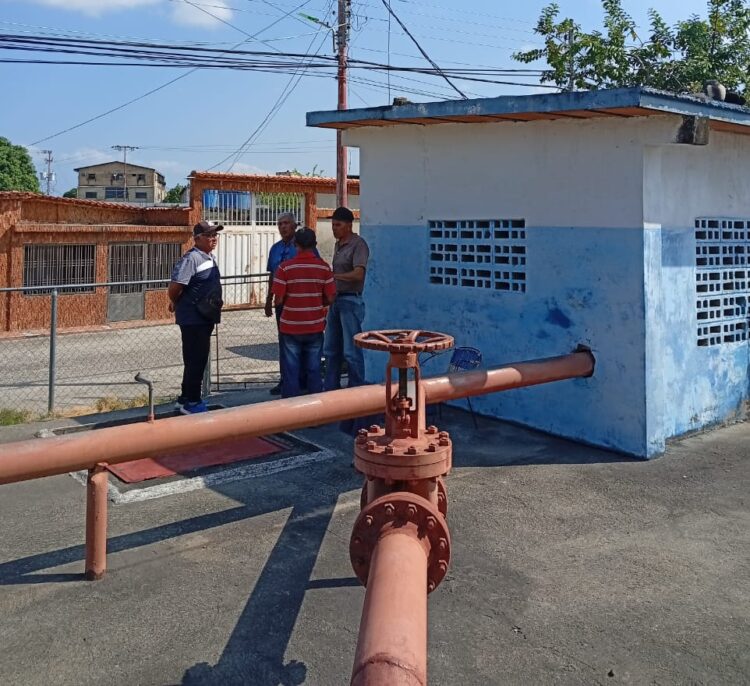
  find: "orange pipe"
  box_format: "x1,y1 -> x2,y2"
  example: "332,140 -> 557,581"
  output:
0,352 -> 594,485
85,464 -> 108,581
351,527 -> 428,686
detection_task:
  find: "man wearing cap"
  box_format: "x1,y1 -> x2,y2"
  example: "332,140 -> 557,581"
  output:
168,220 -> 223,414
323,206 -> 369,391
272,227 -> 336,398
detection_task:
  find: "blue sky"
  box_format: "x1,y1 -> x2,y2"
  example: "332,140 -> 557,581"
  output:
0,0 -> 709,193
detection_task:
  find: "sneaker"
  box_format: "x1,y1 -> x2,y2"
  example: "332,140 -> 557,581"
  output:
180,400 -> 208,415
175,398 -> 185,412
269,384 -> 282,396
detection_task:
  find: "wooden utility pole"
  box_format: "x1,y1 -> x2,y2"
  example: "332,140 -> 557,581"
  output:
336,0 -> 350,207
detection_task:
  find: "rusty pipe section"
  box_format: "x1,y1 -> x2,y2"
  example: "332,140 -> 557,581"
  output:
0,351 -> 594,485
351,527 -> 428,686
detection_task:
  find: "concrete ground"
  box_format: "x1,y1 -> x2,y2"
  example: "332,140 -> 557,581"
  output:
0,397 -> 748,686
0,309 -> 278,416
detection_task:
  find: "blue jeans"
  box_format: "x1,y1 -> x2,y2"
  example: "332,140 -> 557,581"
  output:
280,332 -> 324,398
324,295 -> 366,390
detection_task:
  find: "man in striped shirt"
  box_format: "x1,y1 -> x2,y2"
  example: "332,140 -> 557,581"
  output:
272,227 -> 336,398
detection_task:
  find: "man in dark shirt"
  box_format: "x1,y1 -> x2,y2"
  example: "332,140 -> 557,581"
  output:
168,220 -> 223,414
323,206 -> 369,390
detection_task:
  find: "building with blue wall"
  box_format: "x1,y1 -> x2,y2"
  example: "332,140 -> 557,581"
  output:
308,88 -> 750,458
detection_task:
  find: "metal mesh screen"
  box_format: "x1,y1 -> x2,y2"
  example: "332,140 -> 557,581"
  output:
23,244 -> 96,294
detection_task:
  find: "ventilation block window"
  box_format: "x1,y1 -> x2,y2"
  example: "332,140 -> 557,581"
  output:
695,218 -> 750,346
429,219 -> 527,293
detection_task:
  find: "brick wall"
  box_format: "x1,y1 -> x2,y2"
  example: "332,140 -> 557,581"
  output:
0,193 -> 192,332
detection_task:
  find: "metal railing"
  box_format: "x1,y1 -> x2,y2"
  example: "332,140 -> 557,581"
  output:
0,274 -> 279,419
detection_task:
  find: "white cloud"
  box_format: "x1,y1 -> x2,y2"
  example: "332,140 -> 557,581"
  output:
28,0 -> 160,16
22,0 -> 234,27
170,0 -> 233,28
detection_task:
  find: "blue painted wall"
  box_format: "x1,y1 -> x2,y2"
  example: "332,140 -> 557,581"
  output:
652,227 -> 749,441
361,225 -> 652,457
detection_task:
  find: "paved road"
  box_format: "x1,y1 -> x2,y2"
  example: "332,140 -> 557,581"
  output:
0,309 -> 279,416
0,405 -> 747,684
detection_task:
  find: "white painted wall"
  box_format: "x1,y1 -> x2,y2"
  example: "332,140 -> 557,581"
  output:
345,115 -> 685,230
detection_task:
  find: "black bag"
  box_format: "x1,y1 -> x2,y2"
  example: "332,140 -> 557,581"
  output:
193,285 -> 223,324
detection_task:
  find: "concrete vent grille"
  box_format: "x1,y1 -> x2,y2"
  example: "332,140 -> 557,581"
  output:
695,218 -> 750,346
428,219 -> 526,292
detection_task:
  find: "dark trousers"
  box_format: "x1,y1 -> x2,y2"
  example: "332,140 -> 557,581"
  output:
179,323 -> 214,403
280,332 -> 324,398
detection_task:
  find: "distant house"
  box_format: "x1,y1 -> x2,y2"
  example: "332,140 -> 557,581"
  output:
308,86 -> 750,459
75,162 -> 167,204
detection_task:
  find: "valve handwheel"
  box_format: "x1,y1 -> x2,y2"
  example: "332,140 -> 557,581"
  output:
354,329 -> 454,354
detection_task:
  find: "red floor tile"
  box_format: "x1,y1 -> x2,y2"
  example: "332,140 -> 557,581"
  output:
107,436 -> 286,483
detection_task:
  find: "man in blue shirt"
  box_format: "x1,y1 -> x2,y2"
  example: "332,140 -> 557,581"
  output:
264,212 -> 319,394
168,220 -> 223,414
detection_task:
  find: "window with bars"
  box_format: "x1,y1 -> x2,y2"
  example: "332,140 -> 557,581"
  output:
695,218 -> 750,346
23,244 -> 96,294
108,243 -> 183,292
428,219 -> 527,292
202,189 -> 304,226
146,243 -> 182,289
254,192 -> 304,226
202,190 -> 253,225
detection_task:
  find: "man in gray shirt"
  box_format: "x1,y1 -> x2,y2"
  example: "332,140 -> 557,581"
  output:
323,206 -> 369,390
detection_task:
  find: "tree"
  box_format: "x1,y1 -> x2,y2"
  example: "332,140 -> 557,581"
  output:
163,183 -> 186,203
63,188 -> 77,198
285,165 -> 325,178
513,0 -> 750,95
0,137 -> 40,192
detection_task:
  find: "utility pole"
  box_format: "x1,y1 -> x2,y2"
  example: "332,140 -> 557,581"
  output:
336,0 -> 350,207
40,150 -> 54,196
565,29 -> 576,92
111,145 -> 138,201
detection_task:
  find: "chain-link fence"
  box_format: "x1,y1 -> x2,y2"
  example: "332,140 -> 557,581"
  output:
0,275 -> 279,421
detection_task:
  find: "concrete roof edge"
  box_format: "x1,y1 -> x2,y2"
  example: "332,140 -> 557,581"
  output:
306,86 -> 750,128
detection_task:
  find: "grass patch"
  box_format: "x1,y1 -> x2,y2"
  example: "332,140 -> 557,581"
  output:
0,408 -> 34,426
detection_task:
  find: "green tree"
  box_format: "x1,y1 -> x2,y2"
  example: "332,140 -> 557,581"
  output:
63,188 -> 77,198
163,183 -> 187,203
0,137 -> 40,192
514,0 -> 750,95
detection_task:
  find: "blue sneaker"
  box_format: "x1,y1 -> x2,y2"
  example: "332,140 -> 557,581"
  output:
180,400 -> 208,415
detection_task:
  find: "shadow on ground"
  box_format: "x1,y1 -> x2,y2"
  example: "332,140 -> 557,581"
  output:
0,406 -> 630,685
226,343 -> 279,362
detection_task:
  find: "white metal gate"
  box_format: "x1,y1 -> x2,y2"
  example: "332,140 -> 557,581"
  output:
202,189 -> 304,306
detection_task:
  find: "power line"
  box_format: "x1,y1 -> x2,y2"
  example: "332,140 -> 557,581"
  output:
210,0 -> 335,171
378,0 -> 466,98
26,0 -> 315,147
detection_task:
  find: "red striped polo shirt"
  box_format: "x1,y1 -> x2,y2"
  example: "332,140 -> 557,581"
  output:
272,253 -> 336,335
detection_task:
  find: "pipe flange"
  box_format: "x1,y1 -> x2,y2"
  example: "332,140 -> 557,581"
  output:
437,476 -> 447,517
350,492 -> 451,594
354,329 -> 454,354
354,425 -> 452,481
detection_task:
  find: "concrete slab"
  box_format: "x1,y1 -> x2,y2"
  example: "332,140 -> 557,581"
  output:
0,407 -> 748,685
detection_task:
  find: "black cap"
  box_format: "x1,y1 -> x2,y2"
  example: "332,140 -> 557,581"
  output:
332,206 -> 354,223
193,220 -> 224,237
294,227 -> 317,250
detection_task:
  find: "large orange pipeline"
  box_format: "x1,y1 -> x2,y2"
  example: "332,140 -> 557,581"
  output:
0,351 -> 593,486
